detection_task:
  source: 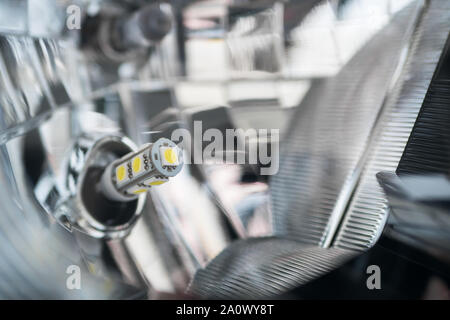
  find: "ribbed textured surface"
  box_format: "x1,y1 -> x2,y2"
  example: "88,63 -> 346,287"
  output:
190,1 -> 450,300
270,2 -> 420,246
189,237 -> 355,299
334,0 -> 450,251
397,50 -> 450,175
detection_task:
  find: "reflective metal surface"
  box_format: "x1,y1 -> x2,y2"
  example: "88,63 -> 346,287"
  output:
271,0 -> 423,247
0,135 -> 143,299
25,108 -> 146,238
334,0 -> 450,251
0,0 -> 449,300
190,237 -> 356,299
0,0 -> 73,38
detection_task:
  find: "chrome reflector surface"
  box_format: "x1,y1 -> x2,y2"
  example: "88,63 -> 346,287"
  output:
189,237 -> 355,299
334,0 -> 450,250
0,36 -> 73,144
270,1 -> 423,247
0,144 -> 111,298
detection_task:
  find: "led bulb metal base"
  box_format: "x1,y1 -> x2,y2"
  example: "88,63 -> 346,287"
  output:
100,138 -> 183,202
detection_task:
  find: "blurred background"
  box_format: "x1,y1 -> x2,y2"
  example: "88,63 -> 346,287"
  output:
0,0 -> 449,299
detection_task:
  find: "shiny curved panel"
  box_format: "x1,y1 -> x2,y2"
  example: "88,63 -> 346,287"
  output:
270,1 -> 422,247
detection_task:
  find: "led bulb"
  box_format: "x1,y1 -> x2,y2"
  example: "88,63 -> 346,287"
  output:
100,138 -> 183,202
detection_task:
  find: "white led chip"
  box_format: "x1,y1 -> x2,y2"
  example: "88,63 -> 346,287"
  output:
143,176 -> 169,187
126,185 -> 149,195
160,147 -> 180,166
131,153 -> 146,178
115,164 -> 130,186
